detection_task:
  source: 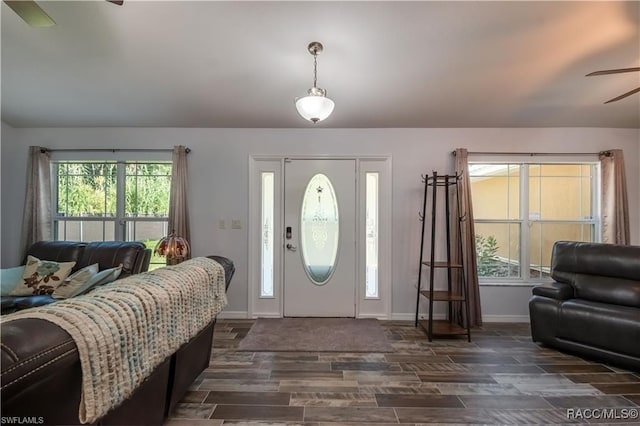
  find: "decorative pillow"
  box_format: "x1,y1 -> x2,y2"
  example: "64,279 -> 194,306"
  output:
1,265 -> 26,296
81,264 -> 123,292
10,256 -> 76,296
52,263 -> 99,299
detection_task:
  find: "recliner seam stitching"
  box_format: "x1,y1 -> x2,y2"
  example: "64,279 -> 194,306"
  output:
0,343 -> 19,362
2,340 -> 75,374
0,348 -> 76,390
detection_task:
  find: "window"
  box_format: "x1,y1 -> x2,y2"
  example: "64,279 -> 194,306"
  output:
53,161 -> 172,269
260,172 -> 275,297
365,172 -> 379,298
470,163 -> 599,283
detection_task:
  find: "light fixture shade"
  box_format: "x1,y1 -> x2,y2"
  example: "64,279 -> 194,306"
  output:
295,91 -> 335,123
154,232 -> 190,265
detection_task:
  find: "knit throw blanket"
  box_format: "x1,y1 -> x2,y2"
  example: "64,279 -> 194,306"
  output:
1,257 -> 227,424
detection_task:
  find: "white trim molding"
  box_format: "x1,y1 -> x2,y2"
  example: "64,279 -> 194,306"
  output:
248,155 -> 392,319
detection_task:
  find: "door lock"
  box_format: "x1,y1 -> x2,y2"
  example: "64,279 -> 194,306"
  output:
286,243 -> 297,252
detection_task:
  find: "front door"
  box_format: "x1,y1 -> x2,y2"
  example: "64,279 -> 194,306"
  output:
283,159 -> 356,317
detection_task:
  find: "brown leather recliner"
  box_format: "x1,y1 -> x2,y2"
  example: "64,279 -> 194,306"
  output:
1,240 -> 152,314
529,241 -> 640,371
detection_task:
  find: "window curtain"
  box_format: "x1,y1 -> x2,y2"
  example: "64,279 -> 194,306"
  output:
600,149 -> 630,245
452,148 -> 482,327
168,145 -> 191,257
20,146 -> 52,257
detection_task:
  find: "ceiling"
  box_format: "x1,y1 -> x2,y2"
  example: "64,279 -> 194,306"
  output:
2,1 -> 639,128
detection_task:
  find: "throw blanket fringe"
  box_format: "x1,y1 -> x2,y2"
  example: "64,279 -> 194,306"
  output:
2,257 -> 227,424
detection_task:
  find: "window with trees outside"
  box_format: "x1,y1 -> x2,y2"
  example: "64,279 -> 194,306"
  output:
469,163 -> 599,283
53,161 -> 172,270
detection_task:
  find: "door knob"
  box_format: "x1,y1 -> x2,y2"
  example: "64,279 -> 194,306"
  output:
286,243 -> 297,252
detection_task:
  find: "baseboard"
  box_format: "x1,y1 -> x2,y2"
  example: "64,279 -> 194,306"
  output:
482,315 -> 530,323
390,313 -> 447,321
217,311 -> 248,319
357,313 -> 390,320
250,312 -> 283,318
219,311 -> 529,323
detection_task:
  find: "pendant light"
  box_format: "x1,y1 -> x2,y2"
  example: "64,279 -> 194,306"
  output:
295,42 -> 335,123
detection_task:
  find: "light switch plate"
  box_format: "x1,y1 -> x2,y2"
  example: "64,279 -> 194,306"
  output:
231,219 -> 242,229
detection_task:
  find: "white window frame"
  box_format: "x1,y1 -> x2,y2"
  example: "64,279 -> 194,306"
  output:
50,152 -> 172,268
470,159 -> 601,286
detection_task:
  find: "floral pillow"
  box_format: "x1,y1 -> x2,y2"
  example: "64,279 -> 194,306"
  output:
10,256 -> 76,296
53,264 -> 122,299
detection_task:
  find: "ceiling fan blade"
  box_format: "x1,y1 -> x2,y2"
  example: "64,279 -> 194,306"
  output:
603,87 -> 640,104
4,0 -> 55,27
106,0 -> 124,5
586,67 -> 640,77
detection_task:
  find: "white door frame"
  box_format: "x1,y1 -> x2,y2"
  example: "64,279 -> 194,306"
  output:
248,155 -> 392,319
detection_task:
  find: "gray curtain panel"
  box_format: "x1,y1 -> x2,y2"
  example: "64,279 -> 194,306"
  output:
20,146 -> 52,258
452,148 -> 482,327
600,149 -> 630,245
168,145 -> 191,257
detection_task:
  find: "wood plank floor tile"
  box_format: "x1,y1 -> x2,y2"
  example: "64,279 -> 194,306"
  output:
201,369 -> 270,380
169,403 -> 216,419
434,383 -> 524,396
303,406 -> 398,423
291,392 -> 377,407
449,354 -> 521,364
564,373 -> 640,384
491,373 -> 575,385
544,395 -> 638,408
458,394 -> 554,409
269,370 -> 344,380
319,353 -> 388,362
331,361 -> 401,371
343,371 -> 420,383
211,405 -> 304,421
395,407 -> 496,424
166,320 -> 638,425
417,372 -> 497,384
258,361 -> 331,371
198,379 -> 280,392
513,383 -> 603,396
252,352 -> 319,361
593,383 -> 640,394
204,391 -> 291,405
181,391 -> 209,404
541,364 -> 616,374
357,384 -> 439,395
623,394 -> 640,406
278,380 -> 360,393
375,393 -> 464,408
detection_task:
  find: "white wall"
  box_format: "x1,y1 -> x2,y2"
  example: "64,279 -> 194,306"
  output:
2,126 -> 638,321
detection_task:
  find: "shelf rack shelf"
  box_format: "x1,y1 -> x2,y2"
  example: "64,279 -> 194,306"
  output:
414,171 -> 471,342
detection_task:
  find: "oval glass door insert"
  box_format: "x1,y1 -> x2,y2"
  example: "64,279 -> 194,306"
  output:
300,173 -> 339,285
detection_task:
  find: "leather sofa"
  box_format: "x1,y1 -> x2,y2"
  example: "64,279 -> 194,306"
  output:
1,253 -> 235,425
1,240 -> 152,314
529,241 -> 640,371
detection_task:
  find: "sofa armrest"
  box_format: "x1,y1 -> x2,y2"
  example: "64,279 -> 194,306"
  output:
1,319 -> 83,423
532,282 -> 574,300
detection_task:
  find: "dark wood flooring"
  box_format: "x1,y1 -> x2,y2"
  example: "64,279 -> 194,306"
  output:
164,320 -> 640,425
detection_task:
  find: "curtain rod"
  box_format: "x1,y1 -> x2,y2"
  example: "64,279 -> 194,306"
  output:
40,148 -> 191,153
452,150 -> 609,157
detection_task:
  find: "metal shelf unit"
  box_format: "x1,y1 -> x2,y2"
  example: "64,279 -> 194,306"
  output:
415,171 -> 471,342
